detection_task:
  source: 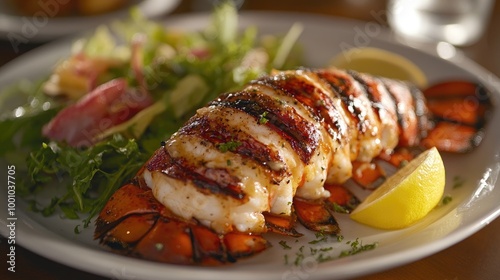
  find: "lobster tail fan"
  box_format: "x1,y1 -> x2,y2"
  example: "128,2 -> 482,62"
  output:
420,80 -> 492,153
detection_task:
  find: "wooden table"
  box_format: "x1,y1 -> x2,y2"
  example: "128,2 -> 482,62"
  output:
1,1 -> 499,279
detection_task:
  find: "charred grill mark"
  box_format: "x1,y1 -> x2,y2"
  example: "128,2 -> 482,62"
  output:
209,90 -> 319,164
409,85 -> 432,140
145,147 -> 171,171
382,80 -> 405,139
178,114 -> 288,183
381,78 -> 418,146
252,72 -> 347,144
315,69 -> 369,134
146,147 -> 247,200
347,70 -> 384,120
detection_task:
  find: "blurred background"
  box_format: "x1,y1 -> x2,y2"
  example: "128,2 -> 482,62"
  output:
0,0 -> 500,76
1,0 -> 499,76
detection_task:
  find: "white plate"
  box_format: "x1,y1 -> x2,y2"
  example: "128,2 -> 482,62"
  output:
0,0 -> 180,42
1,12 -> 499,280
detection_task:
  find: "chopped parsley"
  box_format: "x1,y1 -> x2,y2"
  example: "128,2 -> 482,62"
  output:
315,99 -> 325,107
282,236 -> 378,266
309,232 -> 331,244
258,111 -> 269,124
331,203 -> 349,214
279,240 -> 292,249
453,176 -> 465,189
337,235 -> 344,242
338,238 -> 378,258
155,243 -> 164,251
217,141 -> 242,152
293,246 -> 305,266
442,195 -> 453,205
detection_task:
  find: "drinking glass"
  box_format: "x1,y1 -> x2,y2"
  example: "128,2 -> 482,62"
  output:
387,0 -> 494,46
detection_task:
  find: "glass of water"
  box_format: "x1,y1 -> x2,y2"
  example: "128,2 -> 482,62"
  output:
387,0 -> 495,46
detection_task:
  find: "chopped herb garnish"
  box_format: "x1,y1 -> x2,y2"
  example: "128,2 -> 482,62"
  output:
315,99 -> 325,107
310,246 -> 333,254
310,247 -> 318,255
293,253 -> 304,266
337,235 -> 344,242
338,238 -> 378,258
399,160 -> 409,168
281,236 -> 378,266
309,231 -> 337,244
155,243 -> 164,251
331,203 -> 349,214
279,240 -> 292,249
453,176 -> 465,189
316,253 -> 334,263
308,239 -> 323,245
275,98 -> 286,105
217,141 -> 242,152
309,235 -> 328,244
442,195 -> 453,205
258,111 -> 269,124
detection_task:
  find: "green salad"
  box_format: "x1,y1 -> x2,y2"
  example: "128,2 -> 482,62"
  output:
0,2 -> 303,230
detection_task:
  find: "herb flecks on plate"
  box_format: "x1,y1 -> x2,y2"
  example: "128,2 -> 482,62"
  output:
282,235 -> 378,266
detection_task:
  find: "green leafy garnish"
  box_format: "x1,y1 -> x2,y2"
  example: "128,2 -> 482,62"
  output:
22,135 -> 146,229
453,176 -> 465,189
283,236 -> 377,266
217,141 -> 242,153
442,195 -> 453,205
259,111 -> 269,124
279,240 -> 292,249
338,238 -> 378,258
331,202 -> 349,214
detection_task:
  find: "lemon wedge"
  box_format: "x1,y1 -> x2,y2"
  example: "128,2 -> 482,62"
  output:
330,47 -> 428,88
350,147 -> 445,229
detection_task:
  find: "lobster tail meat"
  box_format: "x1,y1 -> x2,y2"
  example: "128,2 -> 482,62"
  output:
95,67 -> 491,265
143,68 -> 398,235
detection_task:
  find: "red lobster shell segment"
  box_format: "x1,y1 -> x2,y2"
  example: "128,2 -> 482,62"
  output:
94,182 -> 270,265
95,68 -> 491,265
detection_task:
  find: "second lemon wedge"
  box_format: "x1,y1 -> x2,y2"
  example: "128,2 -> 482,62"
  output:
330,47 -> 428,89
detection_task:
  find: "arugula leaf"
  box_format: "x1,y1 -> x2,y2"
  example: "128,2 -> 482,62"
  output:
0,108 -> 57,158
23,135 -> 147,228
0,79 -> 61,160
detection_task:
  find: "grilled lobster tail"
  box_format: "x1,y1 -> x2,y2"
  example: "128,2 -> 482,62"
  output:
94,68 -> 491,265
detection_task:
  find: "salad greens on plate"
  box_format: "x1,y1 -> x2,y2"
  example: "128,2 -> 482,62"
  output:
0,2 -> 303,230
